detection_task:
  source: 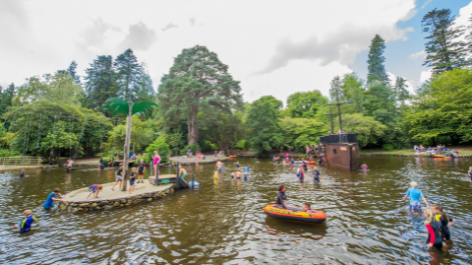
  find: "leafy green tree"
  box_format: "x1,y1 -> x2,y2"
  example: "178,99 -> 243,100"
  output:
404,68 -> 472,144
4,101 -> 112,163
0,83 -> 16,117
367,35 -> 389,84
393,77 -> 409,109
284,90 -> 328,118
279,117 -> 326,151
340,73 -> 365,113
84,55 -> 119,110
15,72 -> 85,106
246,96 -> 284,155
158,45 -> 243,145
334,113 -> 387,147
145,133 -> 171,164
206,112 -> 245,155
363,82 -> 395,119
422,8 -> 468,75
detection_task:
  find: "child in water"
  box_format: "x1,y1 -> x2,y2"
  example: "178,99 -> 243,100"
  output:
431,204 -> 454,241
86,184 -> 103,199
19,169 -> 25,178
43,188 -> 65,209
14,210 -> 37,233
236,161 -> 240,168
424,209 -> 444,250
304,203 -> 313,213
129,168 -> 136,194
361,162 -> 367,170
244,164 -> 250,180
235,169 -> 242,180
313,167 -> 322,183
179,166 -> 188,184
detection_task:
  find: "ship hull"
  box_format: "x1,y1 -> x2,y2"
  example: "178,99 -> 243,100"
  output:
324,143 -> 360,171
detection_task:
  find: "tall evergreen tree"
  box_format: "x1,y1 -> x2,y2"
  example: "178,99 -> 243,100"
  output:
84,55 -> 119,110
114,49 -> 143,101
422,8 -> 468,75
367,35 -> 389,84
67,60 -> 81,85
158,45 -> 243,145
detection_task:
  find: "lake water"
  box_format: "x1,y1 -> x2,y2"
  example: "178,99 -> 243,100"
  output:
1,156 -> 471,264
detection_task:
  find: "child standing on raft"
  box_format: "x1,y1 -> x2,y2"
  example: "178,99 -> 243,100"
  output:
14,210 -> 37,233
43,188 -> 65,209
86,184 -> 103,199
153,151 -> 161,176
275,185 -> 287,209
137,159 -> 146,183
111,163 -> 124,191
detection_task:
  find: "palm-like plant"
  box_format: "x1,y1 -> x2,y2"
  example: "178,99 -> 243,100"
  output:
104,98 -> 157,191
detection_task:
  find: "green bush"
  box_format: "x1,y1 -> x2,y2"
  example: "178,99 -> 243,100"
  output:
235,139 -> 251,150
0,150 -> 22,157
382,144 -> 394,151
145,134 -> 171,164
202,141 -> 218,151
180,143 -> 201,156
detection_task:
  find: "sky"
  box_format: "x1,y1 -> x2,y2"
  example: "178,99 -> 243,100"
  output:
1,0 -> 472,105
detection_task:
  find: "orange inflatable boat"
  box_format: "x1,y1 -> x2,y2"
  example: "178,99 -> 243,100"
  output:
229,155 -> 237,159
264,204 -> 326,224
306,161 -> 316,165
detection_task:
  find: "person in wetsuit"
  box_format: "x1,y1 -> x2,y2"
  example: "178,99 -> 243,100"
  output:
424,209 -> 443,250
275,184 -> 287,209
19,169 -> 25,178
313,167 -> 322,183
432,204 -> 454,241
14,210 -> 37,233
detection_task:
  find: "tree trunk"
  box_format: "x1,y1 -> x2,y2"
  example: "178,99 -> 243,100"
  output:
121,104 -> 132,191
188,107 -> 199,145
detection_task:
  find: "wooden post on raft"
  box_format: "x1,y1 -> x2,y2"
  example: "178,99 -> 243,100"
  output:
176,162 -> 180,189
191,173 -> 195,189
169,160 -> 172,174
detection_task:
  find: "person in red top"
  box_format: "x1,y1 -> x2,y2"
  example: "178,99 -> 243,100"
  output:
424,209 -> 443,250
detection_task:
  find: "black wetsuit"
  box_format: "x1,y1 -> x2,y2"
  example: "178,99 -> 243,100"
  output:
275,191 -> 287,209
426,220 -> 443,249
313,170 -> 320,182
438,214 -> 453,241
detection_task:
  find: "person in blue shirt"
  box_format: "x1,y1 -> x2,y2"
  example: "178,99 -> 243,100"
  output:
14,210 -> 37,233
403,182 -> 429,212
244,164 -> 250,180
43,188 -> 65,210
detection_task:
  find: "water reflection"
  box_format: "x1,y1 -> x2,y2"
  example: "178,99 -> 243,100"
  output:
1,157 -> 472,264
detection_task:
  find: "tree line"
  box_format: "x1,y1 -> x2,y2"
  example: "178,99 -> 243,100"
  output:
1,7 -> 472,160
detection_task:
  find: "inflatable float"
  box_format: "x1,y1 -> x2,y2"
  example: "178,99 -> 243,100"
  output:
306,161 -> 316,165
264,204 -> 326,224
228,155 -> 237,159
433,154 -> 445,158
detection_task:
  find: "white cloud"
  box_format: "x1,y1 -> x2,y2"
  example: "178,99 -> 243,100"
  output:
420,69 -> 433,83
0,0 -> 417,102
410,50 -> 426,59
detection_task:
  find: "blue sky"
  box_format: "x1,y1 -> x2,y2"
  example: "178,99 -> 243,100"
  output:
350,0 -> 472,90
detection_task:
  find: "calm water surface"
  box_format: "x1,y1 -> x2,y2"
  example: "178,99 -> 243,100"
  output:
1,157 -> 472,264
